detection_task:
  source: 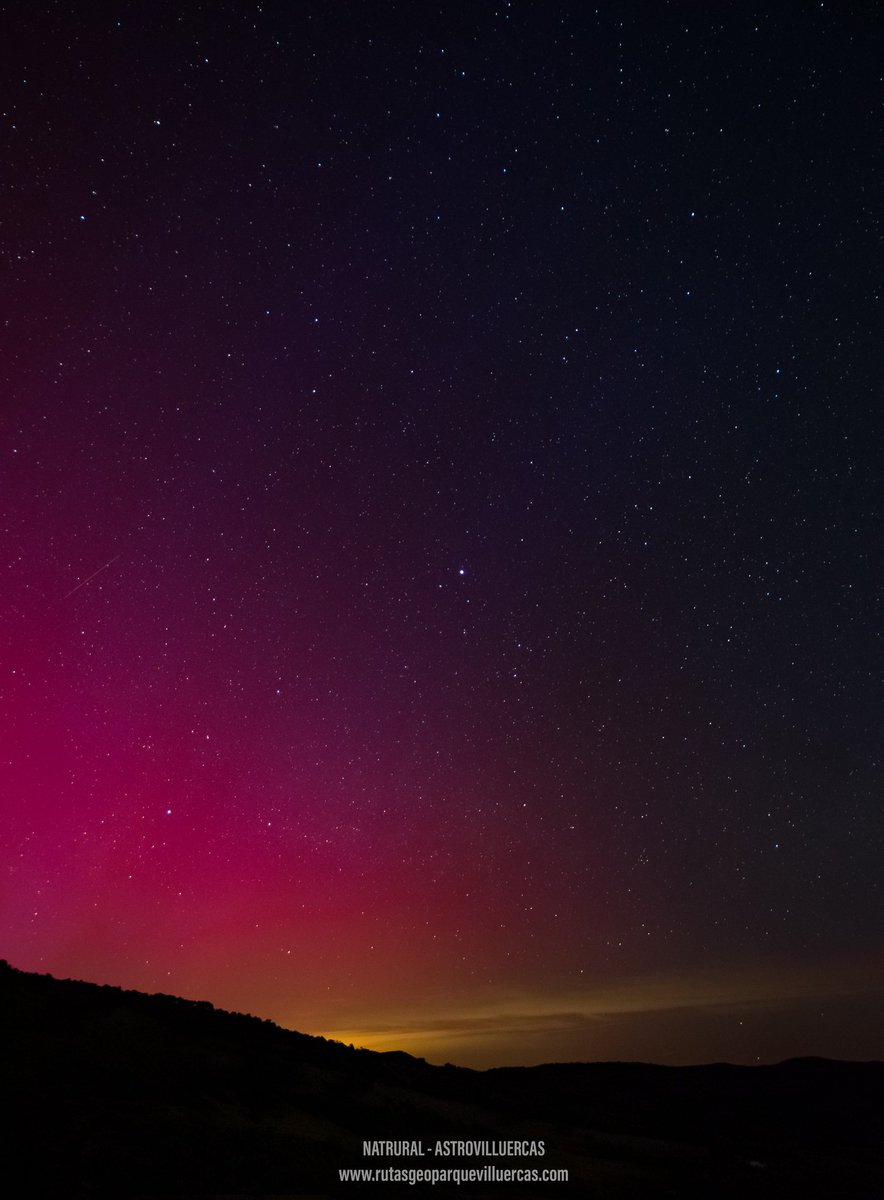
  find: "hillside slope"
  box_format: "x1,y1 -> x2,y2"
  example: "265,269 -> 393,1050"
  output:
2,961 -> 882,1198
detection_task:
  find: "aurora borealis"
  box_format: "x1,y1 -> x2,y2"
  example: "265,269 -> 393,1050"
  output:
2,2 -> 882,1068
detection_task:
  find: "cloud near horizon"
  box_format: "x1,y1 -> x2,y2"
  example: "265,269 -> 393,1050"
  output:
313,957 -> 884,1068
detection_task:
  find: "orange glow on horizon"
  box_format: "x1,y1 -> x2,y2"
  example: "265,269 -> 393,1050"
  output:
295,954 -> 884,1069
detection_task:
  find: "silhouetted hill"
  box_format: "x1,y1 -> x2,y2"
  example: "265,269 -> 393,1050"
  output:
2,960 -> 882,1198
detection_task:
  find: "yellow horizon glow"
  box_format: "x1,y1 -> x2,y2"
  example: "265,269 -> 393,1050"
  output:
298,954 -> 884,1068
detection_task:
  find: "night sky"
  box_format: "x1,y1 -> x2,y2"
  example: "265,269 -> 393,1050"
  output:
3,2 -> 882,1069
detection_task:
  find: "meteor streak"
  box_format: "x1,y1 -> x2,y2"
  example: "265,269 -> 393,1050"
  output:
61,554 -> 121,600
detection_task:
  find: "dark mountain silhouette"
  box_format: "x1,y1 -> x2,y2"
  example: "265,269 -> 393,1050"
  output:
2,959 -> 882,1198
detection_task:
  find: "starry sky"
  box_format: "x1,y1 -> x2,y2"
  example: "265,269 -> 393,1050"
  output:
2,2 -> 882,1069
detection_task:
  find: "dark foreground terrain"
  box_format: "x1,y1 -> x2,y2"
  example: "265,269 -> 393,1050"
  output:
2,961 -> 882,1198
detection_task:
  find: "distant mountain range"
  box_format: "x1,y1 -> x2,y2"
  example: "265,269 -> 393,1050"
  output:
2,959 -> 882,1198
